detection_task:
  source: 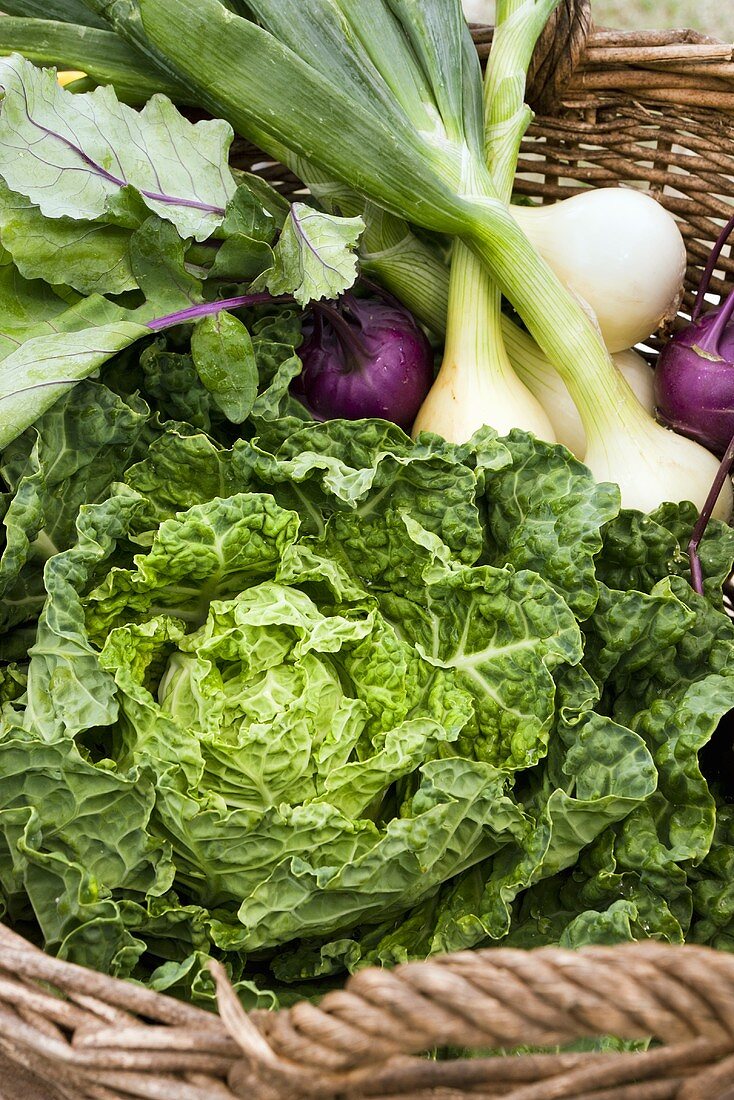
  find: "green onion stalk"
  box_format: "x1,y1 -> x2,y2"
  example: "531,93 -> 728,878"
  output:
413,0 -> 559,443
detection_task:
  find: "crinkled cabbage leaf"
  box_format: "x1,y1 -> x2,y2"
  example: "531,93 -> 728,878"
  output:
1,402 -> 733,1005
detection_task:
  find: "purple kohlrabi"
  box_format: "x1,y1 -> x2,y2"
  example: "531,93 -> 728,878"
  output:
655,214 -> 734,456
654,212 -> 734,594
291,293 -> 434,431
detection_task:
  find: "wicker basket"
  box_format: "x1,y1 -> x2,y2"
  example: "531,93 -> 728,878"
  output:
3,2 -> 734,1097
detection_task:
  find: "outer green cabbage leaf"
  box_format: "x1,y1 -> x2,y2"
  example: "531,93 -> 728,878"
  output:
123,430 -> 243,524
238,418 -> 500,581
488,580 -> 734,956
597,501 -> 734,601
0,381 -> 152,631
123,416 -> 496,565
0,726 -> 174,970
482,430 -> 620,619
84,493 -> 301,639
586,580 -> 734,926
23,488 -> 144,740
370,665 -> 658,960
691,805 -> 734,951
136,344 -> 220,433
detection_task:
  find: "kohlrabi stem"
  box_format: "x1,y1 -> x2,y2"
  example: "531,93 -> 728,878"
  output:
357,274 -> 405,311
360,228 -> 450,335
688,429 -> 734,594
700,284 -> 734,356
311,299 -> 367,363
693,211 -> 734,324
147,293 -> 289,332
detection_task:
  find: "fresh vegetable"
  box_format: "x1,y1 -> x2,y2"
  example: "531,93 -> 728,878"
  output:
3,398 -> 734,1001
293,294 -> 434,430
655,213 -> 734,457
410,250 -> 557,442
688,433 -> 734,593
513,189 -> 687,354
656,307 -> 734,456
413,0 -> 558,446
0,57 -> 367,448
653,214 -> 734,593
44,0 -> 727,517
508,332 -> 656,458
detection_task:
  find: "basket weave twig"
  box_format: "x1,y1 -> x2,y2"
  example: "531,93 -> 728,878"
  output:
3,3 -> 734,1098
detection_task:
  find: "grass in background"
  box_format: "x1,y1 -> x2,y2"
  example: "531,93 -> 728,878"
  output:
466,2 -> 734,39
594,0 -> 734,39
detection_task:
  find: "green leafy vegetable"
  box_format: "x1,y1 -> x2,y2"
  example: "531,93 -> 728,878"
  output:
0,313 -> 150,449
190,312 -> 258,423
2,402 -> 732,1000
0,54 -> 235,240
0,180 -> 138,296
261,203 -> 364,306
0,4 -> 732,1018
0,381 -> 152,632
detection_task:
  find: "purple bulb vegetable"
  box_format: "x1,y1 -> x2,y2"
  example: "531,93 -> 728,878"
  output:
655,309 -> 734,457
655,219 -> 734,457
654,213 -> 734,593
292,294 -> 434,431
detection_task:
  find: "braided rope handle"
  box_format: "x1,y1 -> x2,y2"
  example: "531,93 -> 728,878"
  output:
2,924 -> 734,1099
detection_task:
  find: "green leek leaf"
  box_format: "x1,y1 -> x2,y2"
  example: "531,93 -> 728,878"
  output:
0,1 -> 108,28
0,17 -> 184,104
385,0 -> 478,149
137,0 -> 467,232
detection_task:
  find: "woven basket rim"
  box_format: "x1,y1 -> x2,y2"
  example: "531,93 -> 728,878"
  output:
4,926 -> 734,1100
